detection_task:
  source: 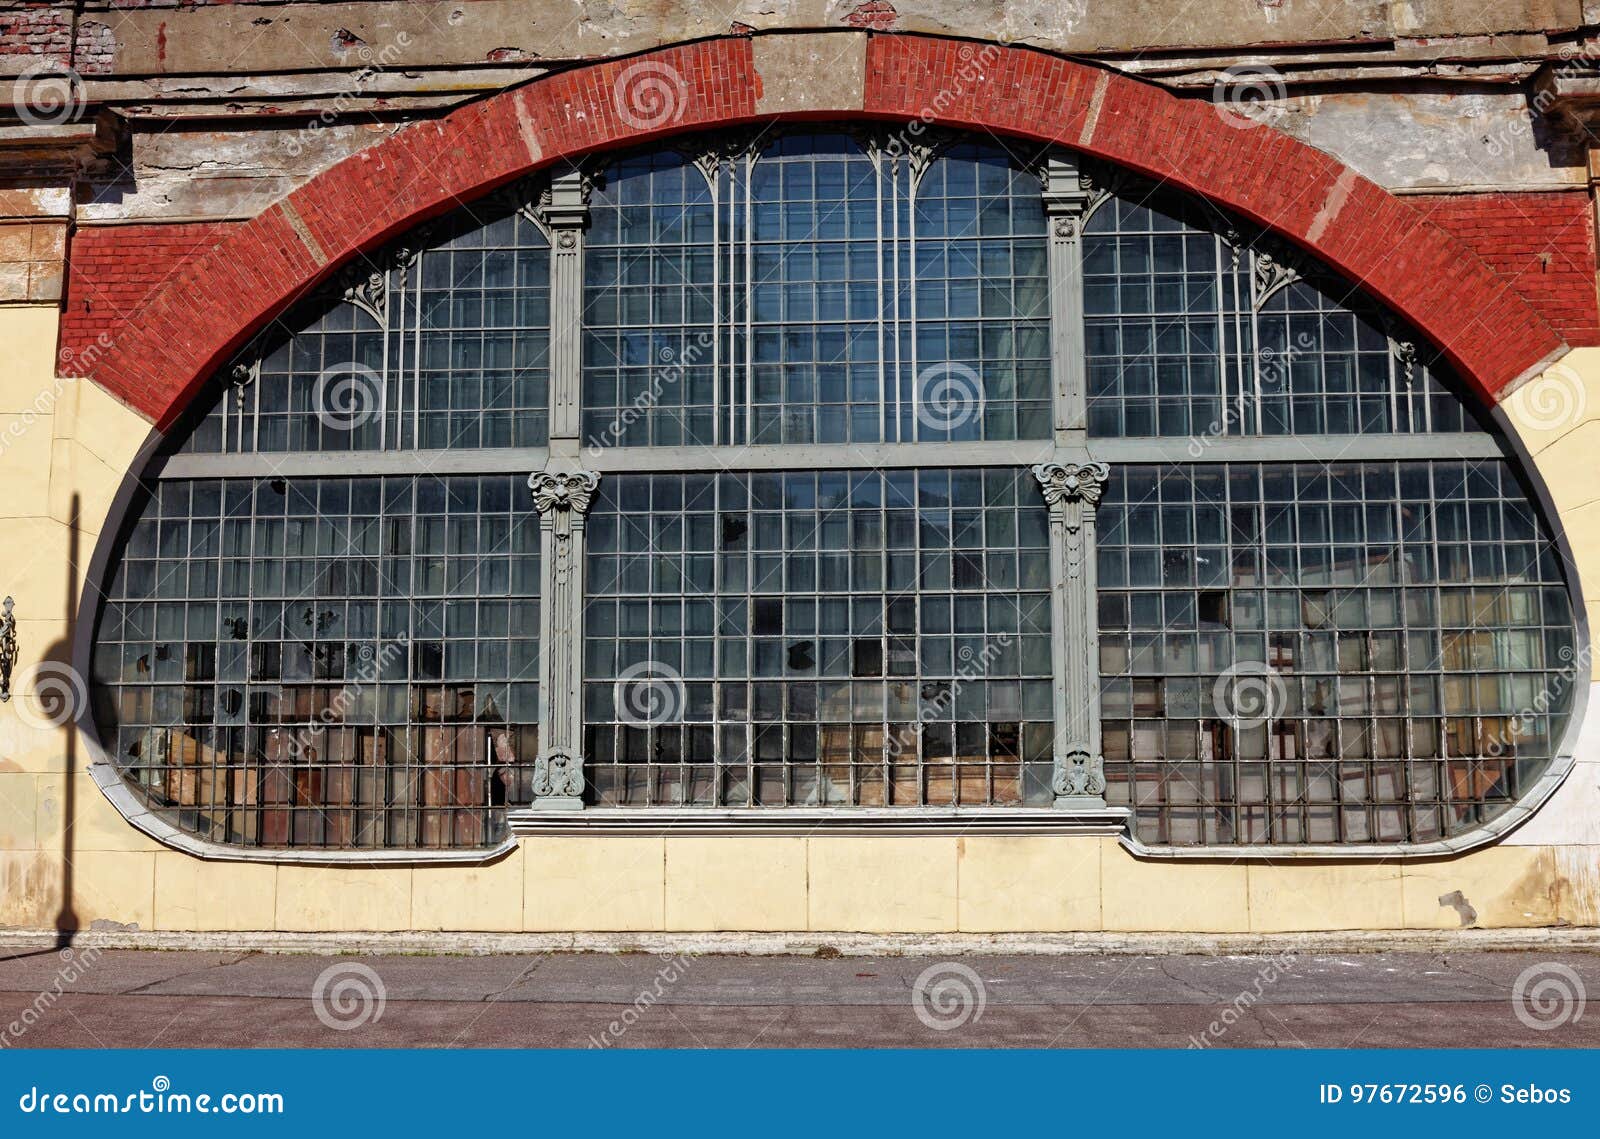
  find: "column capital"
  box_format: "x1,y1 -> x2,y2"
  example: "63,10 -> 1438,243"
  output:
1040,152 -> 1093,222
1032,460 -> 1109,509
534,163 -> 593,234
529,469 -> 600,517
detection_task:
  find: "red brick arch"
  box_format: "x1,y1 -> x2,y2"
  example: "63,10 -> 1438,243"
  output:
79,33 -> 1570,429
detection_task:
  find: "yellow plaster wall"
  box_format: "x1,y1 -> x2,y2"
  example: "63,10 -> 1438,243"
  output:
0,303 -> 165,932
2,312 -> 1600,936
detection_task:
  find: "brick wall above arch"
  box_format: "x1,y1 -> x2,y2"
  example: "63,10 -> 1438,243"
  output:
62,31 -> 1583,428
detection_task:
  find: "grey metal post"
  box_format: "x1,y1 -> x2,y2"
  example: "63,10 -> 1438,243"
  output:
1042,153 -> 1092,444
538,164 -> 589,446
526,162 -> 596,810
527,468 -> 600,810
1032,460 -> 1110,808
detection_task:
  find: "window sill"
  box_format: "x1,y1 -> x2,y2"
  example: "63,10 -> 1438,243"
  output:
507,805 -> 1133,836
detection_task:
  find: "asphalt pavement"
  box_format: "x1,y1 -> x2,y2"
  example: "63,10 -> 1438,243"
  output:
1,947 -> 1596,1048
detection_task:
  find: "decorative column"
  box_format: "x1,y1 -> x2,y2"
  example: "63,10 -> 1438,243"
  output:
1041,154 -> 1093,443
537,164 -> 590,445
528,468 -> 600,810
1032,460 -> 1111,808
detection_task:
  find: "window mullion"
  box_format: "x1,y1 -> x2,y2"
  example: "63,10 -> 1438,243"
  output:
539,163 -> 590,443
527,470 -> 600,809
1033,460 -> 1111,808
524,165 -> 595,811
1042,153 -> 1092,443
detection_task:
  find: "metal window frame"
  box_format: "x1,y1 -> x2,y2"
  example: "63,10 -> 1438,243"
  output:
73,129 -> 1590,864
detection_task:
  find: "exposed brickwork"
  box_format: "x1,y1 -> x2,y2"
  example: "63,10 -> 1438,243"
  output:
0,4 -> 74,64
1410,190 -> 1600,347
845,2 -> 899,31
60,222 -> 232,374
69,33 -> 1573,427
73,20 -> 117,75
79,38 -> 761,424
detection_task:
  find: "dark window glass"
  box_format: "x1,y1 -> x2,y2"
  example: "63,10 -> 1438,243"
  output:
1083,183 -> 1482,439
1097,460 -> 1575,845
178,197 -> 551,455
90,476 -> 541,850
580,133 -> 1051,448
582,469 -> 1054,806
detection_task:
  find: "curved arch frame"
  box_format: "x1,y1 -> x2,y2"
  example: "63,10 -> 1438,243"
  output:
68,33 -> 1590,863
73,31 -> 1565,430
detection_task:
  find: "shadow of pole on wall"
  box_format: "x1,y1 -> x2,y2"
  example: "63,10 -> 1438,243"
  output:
53,493 -> 80,947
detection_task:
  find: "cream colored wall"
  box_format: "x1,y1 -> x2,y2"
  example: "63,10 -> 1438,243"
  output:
2,312 -> 1599,935
0,302 -> 161,931
1499,348 -> 1600,867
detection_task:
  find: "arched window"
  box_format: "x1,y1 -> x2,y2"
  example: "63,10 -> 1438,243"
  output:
86,125 -> 1579,855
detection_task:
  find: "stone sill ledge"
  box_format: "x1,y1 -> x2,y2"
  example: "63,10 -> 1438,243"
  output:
508,806 -> 1134,837
3,929 -> 1597,957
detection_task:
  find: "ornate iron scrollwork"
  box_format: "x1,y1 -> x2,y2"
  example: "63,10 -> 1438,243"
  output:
0,597 -> 15,703
531,751 -> 584,799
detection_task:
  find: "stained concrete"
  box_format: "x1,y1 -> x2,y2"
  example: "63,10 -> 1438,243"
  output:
74,2 -> 1598,76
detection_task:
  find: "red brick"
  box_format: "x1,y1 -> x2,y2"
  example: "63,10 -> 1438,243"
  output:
68,34 -> 1574,426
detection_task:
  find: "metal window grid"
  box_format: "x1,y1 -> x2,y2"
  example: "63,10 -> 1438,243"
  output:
581,469 -> 1055,806
91,475 -> 541,850
1097,460 -> 1574,845
87,124 -> 1581,855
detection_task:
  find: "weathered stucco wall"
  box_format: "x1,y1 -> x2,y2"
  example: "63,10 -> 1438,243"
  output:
7,0 -> 1599,227
26,1 -> 1600,75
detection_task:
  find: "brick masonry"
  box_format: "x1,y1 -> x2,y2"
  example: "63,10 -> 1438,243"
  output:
58,32 -> 1588,427
1410,190 -> 1600,348
0,4 -> 73,65
61,222 -> 232,362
